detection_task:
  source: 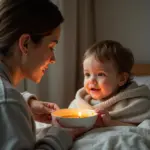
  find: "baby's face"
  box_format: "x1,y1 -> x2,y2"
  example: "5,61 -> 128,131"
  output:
83,56 -> 121,100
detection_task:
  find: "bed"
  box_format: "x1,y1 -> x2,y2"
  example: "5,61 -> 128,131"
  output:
71,64 -> 150,150
132,64 -> 150,88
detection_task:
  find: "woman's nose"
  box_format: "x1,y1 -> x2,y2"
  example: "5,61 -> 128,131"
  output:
49,52 -> 56,64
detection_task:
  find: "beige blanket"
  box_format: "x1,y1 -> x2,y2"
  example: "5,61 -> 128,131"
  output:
69,82 -> 150,123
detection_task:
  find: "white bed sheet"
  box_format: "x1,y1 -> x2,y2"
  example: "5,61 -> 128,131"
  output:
133,76 -> 150,89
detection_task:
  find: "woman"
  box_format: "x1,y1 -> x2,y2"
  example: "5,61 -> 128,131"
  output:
0,0 -> 87,149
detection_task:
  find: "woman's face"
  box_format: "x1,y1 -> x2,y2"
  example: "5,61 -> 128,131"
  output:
20,26 -> 61,83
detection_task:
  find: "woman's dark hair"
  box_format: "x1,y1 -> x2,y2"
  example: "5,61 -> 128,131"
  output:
84,40 -> 134,85
0,0 -> 64,56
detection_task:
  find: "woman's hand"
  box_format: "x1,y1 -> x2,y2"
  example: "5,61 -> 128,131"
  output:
28,99 -> 59,123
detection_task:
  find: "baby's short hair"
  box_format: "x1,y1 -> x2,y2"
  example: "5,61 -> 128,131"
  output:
84,40 -> 134,75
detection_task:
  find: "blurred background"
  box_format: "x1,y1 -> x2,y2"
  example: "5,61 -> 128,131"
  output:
17,0 -> 150,108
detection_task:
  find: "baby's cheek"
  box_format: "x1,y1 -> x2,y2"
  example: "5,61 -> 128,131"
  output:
104,88 -> 113,96
84,85 -> 89,92
84,79 -> 89,87
102,83 -> 114,95
84,84 -> 90,94
83,83 -> 86,88
98,76 -> 105,82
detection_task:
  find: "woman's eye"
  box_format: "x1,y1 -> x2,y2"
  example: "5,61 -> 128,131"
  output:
98,73 -> 105,76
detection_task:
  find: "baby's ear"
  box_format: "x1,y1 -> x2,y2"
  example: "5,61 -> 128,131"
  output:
118,72 -> 129,87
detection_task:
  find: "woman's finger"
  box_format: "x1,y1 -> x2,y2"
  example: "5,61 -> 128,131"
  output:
42,106 -> 53,114
43,102 -> 60,110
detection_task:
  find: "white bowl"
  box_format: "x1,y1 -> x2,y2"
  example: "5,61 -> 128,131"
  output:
52,108 -> 98,128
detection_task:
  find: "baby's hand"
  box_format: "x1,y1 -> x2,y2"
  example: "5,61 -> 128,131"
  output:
94,108 -> 112,127
95,108 -> 136,127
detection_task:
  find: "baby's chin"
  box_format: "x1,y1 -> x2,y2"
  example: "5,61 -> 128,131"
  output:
91,95 -> 102,100
91,94 -> 108,100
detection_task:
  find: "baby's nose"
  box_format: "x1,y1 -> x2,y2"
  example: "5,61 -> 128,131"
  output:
89,76 -> 97,84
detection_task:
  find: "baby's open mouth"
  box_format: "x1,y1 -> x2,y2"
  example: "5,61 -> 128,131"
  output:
90,88 -> 100,91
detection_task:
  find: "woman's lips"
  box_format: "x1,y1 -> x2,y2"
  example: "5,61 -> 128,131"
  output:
42,67 -> 48,73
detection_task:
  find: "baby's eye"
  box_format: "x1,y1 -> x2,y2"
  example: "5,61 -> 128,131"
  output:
98,73 -> 105,76
84,73 -> 90,77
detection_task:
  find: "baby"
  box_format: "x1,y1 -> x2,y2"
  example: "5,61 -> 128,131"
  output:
69,40 -> 150,127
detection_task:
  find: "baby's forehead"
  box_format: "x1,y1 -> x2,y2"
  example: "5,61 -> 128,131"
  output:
83,57 -> 117,72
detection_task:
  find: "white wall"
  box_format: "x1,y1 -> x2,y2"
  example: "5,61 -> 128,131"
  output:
95,0 -> 150,63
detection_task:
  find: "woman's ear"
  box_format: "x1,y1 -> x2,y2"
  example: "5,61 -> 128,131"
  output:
118,72 -> 129,87
18,34 -> 30,55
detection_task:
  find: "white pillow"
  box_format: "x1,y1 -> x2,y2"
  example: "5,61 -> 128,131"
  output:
133,76 -> 150,89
